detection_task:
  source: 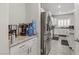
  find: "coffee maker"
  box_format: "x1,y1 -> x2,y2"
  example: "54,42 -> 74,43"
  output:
19,24 -> 28,36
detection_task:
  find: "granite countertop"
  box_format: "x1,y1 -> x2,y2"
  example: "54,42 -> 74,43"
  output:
10,35 -> 37,48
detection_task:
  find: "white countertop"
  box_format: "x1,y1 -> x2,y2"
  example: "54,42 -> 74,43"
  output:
10,35 -> 37,47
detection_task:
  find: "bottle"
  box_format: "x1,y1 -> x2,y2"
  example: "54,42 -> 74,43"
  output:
12,31 -> 16,43
32,20 -> 36,35
27,24 -> 33,36
9,34 -> 12,45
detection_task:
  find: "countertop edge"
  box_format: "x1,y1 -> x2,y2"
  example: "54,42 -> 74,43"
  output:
9,35 -> 37,48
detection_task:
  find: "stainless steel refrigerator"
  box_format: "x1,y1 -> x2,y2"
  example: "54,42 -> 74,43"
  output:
41,12 -> 51,55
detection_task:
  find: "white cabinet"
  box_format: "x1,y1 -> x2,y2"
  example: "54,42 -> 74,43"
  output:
10,41 -> 29,55
10,37 -> 37,55
29,38 -> 37,55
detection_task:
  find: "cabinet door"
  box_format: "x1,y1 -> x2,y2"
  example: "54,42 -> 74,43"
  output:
10,41 -> 29,55
29,38 -> 37,55
10,37 -> 37,55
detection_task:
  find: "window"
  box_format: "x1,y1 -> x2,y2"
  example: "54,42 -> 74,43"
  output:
51,17 -> 70,27
58,19 -> 70,27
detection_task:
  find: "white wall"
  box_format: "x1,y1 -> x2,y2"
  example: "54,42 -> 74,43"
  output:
0,4 -> 9,54
9,3 -> 40,25
74,3 -> 79,54
9,3 -> 32,24
74,4 -> 79,40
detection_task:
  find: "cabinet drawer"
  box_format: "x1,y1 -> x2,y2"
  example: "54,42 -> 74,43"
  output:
10,37 -> 37,55
27,38 -> 36,47
29,38 -> 37,55
10,41 -> 29,55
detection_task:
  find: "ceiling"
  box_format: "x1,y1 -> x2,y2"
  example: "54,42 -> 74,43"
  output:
41,3 -> 75,14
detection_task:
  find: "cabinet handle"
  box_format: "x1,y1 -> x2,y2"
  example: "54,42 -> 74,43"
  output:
19,44 -> 25,48
27,48 -> 29,54
27,47 -> 31,54
29,47 -> 31,53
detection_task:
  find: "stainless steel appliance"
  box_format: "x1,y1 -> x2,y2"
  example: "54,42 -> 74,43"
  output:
41,12 -> 51,55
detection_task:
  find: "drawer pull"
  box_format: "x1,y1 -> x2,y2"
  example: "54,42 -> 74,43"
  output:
27,48 -> 29,54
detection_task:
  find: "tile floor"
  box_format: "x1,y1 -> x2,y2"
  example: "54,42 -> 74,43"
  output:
49,37 -> 75,55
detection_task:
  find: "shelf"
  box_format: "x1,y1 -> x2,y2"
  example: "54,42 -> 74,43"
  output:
52,9 -> 76,16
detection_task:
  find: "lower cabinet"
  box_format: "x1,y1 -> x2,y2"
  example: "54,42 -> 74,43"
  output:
10,37 -> 37,55
29,38 -> 37,55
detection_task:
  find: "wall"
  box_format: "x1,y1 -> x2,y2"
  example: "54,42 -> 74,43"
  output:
9,3 -> 32,24
74,4 -> 79,40
74,3 -> 79,54
0,4 -> 9,54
